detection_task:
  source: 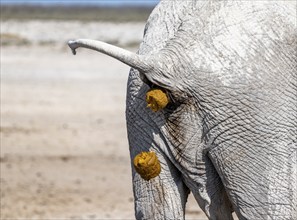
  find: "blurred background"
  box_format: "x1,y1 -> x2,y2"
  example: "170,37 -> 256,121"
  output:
0,0 -> 206,219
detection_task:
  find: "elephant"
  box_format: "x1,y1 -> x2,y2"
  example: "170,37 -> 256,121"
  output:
68,0 -> 297,219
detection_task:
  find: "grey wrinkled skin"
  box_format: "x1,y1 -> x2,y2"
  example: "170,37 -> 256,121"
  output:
68,1 -> 297,219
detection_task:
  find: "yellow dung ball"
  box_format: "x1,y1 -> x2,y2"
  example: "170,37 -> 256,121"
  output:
133,151 -> 161,181
146,88 -> 169,112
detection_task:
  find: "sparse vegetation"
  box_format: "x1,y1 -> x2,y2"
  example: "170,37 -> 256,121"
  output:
0,33 -> 30,46
0,5 -> 154,22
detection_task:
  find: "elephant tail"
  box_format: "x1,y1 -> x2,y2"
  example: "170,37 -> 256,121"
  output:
68,39 -> 153,73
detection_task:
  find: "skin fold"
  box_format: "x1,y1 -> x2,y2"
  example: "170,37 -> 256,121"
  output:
68,0 -> 297,219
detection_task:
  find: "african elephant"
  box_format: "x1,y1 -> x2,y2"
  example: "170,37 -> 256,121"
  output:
68,0 -> 297,219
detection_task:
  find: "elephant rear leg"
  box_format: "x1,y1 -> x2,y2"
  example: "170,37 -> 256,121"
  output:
190,152 -> 234,220
209,144 -> 297,220
132,151 -> 190,220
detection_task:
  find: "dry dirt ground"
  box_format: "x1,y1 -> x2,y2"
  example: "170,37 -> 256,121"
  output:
1,44 -> 208,219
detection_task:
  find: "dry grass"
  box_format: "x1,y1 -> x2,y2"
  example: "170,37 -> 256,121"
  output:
0,5 -> 154,22
0,33 -> 30,46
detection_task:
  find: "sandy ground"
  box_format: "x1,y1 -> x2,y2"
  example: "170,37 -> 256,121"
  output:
1,42 -> 208,219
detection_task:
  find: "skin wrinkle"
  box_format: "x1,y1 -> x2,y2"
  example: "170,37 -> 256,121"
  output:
164,130 -> 196,165
127,111 -> 154,137
216,132 -> 268,150
201,115 -> 236,142
221,91 -> 288,125
223,124 -> 277,145
170,132 -> 198,165
165,108 -> 193,146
